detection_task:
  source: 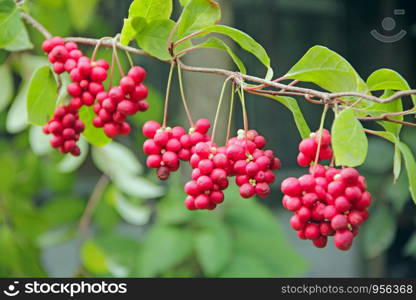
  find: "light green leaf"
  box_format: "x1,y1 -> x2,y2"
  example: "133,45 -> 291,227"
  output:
332,108 -> 368,167
112,173 -> 164,199
201,25 -> 272,79
92,142 -> 142,177
120,19 -> 135,45
81,239 -> 108,274
188,37 -> 246,73
137,226 -> 193,277
176,0 -> 221,38
29,125 -> 52,156
179,0 -> 191,6
129,0 -> 172,21
362,206 -> 396,258
6,80 -> 28,133
0,0 -> 21,48
26,65 -> 57,126
4,22 -> 33,51
0,64 -> 13,112
114,192 -> 151,226
404,233 -> 416,257
397,141 -> 416,204
67,0 -> 99,31
57,138 -> 88,173
268,95 -> 310,139
286,45 -> 367,92
78,106 -> 111,147
135,19 -> 175,60
394,145 -> 402,182
195,226 -> 232,276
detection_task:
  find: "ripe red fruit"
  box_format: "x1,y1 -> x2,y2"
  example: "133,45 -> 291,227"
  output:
90,67 -> 107,82
120,76 -> 135,93
305,223 -> 320,240
239,183 -> 255,198
128,66 -> 146,83
340,167 -> 360,186
103,123 -> 119,138
194,118 -> 211,134
334,230 -> 354,251
281,177 -> 302,197
285,196 -> 302,212
298,138 -> 317,158
142,121 -> 161,138
331,214 -> 348,230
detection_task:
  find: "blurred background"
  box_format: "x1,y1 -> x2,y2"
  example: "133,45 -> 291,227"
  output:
0,0 -> 415,277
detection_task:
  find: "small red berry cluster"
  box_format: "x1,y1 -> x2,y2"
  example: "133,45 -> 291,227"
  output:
42,105 -> 85,155
297,129 -> 333,167
281,130 -> 372,250
92,66 -> 149,138
228,130 -> 280,199
142,119 -> 211,180
42,37 -> 149,155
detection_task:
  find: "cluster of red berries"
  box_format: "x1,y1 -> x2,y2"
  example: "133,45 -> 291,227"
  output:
228,130 -> 280,199
297,129 -> 333,167
42,37 -> 149,154
42,105 -> 85,156
142,119 -> 211,180
92,66 -> 149,138
281,130 -> 372,250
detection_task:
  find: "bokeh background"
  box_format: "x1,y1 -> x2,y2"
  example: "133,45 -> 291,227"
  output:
0,0 -> 415,277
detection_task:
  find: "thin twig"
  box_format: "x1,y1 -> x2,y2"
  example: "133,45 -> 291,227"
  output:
20,12 -> 52,39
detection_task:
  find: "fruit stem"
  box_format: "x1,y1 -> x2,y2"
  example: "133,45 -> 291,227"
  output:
112,36 -> 125,77
177,62 -> 194,127
162,61 -> 176,128
91,37 -> 111,62
124,49 -> 134,68
312,104 -> 329,174
238,84 -> 249,133
226,83 -> 236,143
109,43 -> 116,88
212,76 -> 233,144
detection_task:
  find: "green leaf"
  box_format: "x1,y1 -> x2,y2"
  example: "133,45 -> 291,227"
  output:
120,19 -> 135,45
179,0 -> 191,6
6,80 -> 28,133
81,239 -> 108,274
29,126 -> 52,156
114,192 -> 151,226
187,37 -> 246,73
57,138 -> 88,173
404,233 -> 416,257
135,19 -> 175,60
40,197 -> 84,227
386,174 -> 410,213
129,0 -> 173,21
3,23 -> 33,51
176,0 -> 221,39
78,106 -> 111,147
286,45 -> 367,92
220,253 -> 274,277
267,95 -> 310,139
397,141 -> 416,204
362,206 -> 396,259
93,186 -> 120,232
26,65 -> 58,126
91,142 -> 142,177
112,173 -> 164,199
201,25 -> 272,79
137,226 -> 193,277
394,145 -> 402,182
67,0 -> 99,31
332,108 -> 368,167
195,226 -> 232,276
0,64 -> 13,112
0,0 -> 21,48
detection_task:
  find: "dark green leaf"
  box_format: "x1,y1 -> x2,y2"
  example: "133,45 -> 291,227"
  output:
332,108 -> 368,167
78,106 -> 111,147
286,46 -> 367,92
26,65 -> 58,126
397,141 -> 416,204
176,0 -> 221,39
362,206 -> 396,258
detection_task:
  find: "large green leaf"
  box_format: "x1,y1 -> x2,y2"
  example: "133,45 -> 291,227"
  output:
136,226 -> 193,277
114,191 -> 151,226
188,37 -> 246,73
29,126 -> 52,156
397,141 -> 416,204
362,206 -> 396,259
176,0 -> 221,39
6,80 -> 28,133
3,22 -> 33,51
195,225 -> 232,276
286,46 -> 367,92
332,108 -> 368,167
201,25 -> 272,79
0,64 -> 13,112
26,65 -> 58,126
135,19 -> 176,60
67,0 -> 99,32
0,0 -> 21,48
78,106 -> 111,147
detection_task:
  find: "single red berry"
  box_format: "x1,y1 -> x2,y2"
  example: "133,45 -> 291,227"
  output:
340,168 -> 360,186
239,183 -> 255,198
194,118 -> 211,134
284,196 -> 302,212
334,230 -> 354,251
103,123 -> 119,138
184,181 -> 200,196
128,66 -> 146,83
313,236 -> 328,248
281,177 -> 302,197
142,121 -> 161,138
304,223 -> 320,240
90,67 -> 107,82
299,138 -> 317,158
331,214 -> 348,230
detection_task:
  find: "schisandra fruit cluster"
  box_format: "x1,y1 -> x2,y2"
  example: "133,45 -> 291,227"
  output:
281,130 -> 372,250
42,37 -> 149,155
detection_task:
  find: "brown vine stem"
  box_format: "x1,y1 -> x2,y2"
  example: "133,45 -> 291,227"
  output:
22,13 -> 416,111
78,175 -> 110,233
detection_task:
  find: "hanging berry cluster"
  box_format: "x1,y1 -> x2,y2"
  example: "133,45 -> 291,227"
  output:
281,130 -> 372,251
41,37 -> 149,155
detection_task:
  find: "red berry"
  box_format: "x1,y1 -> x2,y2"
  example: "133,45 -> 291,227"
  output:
281,177 -> 302,197
255,182 -> 270,198
239,183 -> 255,198
304,223 -> 320,240
117,100 -> 138,116
313,236 -> 328,248
334,230 -> 354,251
198,159 -> 214,175
334,196 -> 351,212
331,214 -> 348,230
130,84 -> 148,101
128,66 -> 146,83
103,123 -> 119,138
290,215 -> 305,230
299,138 -> 317,158
299,174 -> 315,192
184,181 -> 200,196
194,118 -> 210,134
340,168 -> 360,186
285,196 -> 302,212
142,121 -> 161,138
